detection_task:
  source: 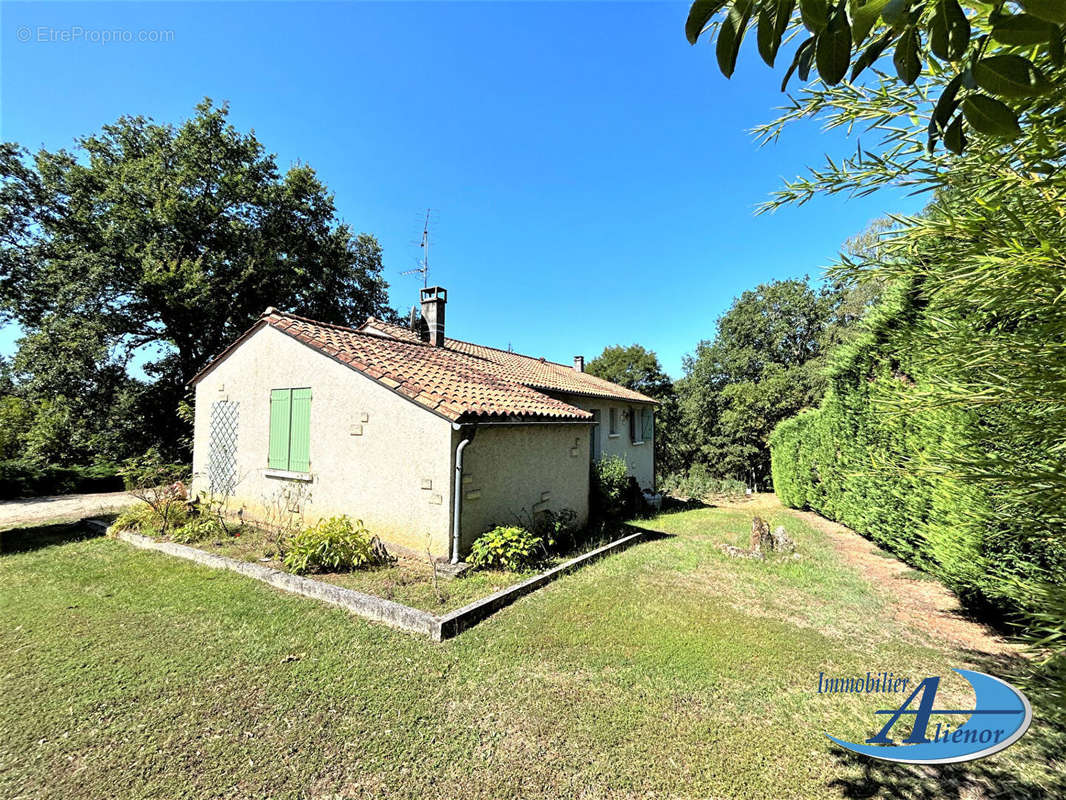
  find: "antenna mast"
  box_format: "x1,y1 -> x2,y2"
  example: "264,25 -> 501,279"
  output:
401,208 -> 433,287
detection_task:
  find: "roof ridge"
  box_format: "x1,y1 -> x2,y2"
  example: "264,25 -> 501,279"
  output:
365,316 -> 574,368
266,309 -> 432,346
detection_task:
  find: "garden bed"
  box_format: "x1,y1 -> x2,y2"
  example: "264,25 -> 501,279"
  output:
101,511 -> 645,638
180,523 -> 602,614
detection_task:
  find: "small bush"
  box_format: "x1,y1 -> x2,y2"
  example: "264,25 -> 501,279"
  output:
111,503 -> 190,538
660,465 -> 747,501
468,525 -> 542,571
282,516 -> 377,575
591,455 -> 631,519
533,507 -> 580,551
172,514 -> 232,544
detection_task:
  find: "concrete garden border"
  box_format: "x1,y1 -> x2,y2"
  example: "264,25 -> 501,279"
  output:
87,519 -> 648,641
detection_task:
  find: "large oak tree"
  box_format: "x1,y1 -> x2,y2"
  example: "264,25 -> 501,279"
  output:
0,100 -> 392,459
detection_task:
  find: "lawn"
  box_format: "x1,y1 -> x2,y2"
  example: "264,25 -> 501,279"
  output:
1,498 -> 1061,799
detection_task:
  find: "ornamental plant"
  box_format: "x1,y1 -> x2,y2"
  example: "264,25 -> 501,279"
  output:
468,526 -> 542,571
282,516 -> 377,574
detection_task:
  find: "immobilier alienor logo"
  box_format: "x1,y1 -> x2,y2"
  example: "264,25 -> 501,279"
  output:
818,669 -> 1032,764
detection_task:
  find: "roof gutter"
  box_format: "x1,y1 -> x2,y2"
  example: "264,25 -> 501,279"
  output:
451,422 -> 477,564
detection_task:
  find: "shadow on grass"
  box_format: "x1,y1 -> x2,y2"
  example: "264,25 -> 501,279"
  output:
0,519 -> 107,555
828,647 -> 1066,799
828,747 -> 1064,800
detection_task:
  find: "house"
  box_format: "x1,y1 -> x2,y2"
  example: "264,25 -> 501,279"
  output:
189,287 -> 657,562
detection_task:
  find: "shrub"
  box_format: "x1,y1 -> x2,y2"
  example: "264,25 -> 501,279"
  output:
591,455 -> 631,519
0,459 -> 123,500
468,526 -> 542,571
768,285 -> 1066,617
533,507 -> 580,551
282,516 -> 377,575
119,450 -> 189,536
111,502 -> 190,538
660,466 -> 747,501
172,513 -> 232,544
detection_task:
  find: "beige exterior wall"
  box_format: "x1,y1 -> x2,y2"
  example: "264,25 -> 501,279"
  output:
457,423 -> 590,553
191,325 -> 455,555
560,395 -> 656,490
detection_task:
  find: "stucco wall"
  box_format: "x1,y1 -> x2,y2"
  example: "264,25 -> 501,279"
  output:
559,395 -> 655,490
191,325 -> 455,555
457,423 -> 590,552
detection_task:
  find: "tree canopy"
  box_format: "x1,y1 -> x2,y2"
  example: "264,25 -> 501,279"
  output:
676,278 -> 864,485
585,345 -> 674,401
686,0 -> 1066,154
585,344 -> 684,475
0,99 -> 393,460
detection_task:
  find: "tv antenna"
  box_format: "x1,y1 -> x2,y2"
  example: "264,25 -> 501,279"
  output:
401,208 -> 434,287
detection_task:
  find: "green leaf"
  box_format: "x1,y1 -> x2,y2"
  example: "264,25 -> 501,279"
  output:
893,26 -> 921,84
944,0 -> 969,59
799,0 -> 828,32
929,0 -> 967,61
775,0 -> 797,41
933,73 -> 963,130
928,73 -> 962,150
929,4 -> 949,60
1018,0 -> 1066,25
798,32 -> 818,79
991,14 -> 1058,46
881,0 -> 911,30
816,11 -> 854,84
781,36 -> 817,89
962,94 -> 1021,138
849,0 -> 890,45
758,4 -> 778,65
1051,28 -> 1065,67
973,54 -> 1052,98
686,0 -> 731,44
717,0 -> 755,77
943,114 -> 966,153
851,29 -> 896,80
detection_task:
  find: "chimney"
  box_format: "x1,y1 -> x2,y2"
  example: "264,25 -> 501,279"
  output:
420,286 -> 447,346
573,355 -> 584,372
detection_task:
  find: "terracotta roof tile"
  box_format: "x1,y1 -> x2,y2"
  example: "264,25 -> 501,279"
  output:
221,311 -> 598,422
192,310 -> 655,423
360,317 -> 658,405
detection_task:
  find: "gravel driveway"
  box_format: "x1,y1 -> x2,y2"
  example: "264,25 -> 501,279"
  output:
0,491 -> 140,530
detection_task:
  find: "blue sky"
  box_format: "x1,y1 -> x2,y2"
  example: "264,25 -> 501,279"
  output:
2,1 -> 921,378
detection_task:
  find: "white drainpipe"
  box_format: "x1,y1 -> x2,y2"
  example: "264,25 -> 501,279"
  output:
451,423 -> 476,564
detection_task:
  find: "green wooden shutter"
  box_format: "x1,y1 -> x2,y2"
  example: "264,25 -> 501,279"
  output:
268,389 -> 292,469
642,408 -> 653,442
288,388 -> 312,472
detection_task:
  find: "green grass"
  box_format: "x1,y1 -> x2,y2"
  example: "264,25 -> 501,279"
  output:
1,504 -> 1062,799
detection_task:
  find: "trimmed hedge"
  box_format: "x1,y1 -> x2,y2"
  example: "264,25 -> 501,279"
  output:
0,460 -> 124,501
769,289 -> 1066,616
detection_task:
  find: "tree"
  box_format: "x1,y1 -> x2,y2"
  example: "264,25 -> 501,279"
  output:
676,279 -> 851,485
0,100 -> 392,459
585,345 -> 673,399
686,0 -> 1066,155
585,345 -> 684,476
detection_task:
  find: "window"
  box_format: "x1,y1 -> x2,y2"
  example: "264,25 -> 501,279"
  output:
268,388 -> 311,472
630,405 -> 653,444
608,407 -> 618,436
